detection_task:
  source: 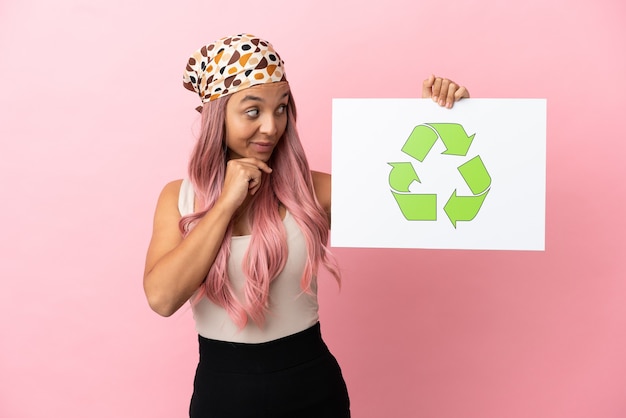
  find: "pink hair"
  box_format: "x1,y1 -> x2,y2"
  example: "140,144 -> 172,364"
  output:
180,91 -> 340,328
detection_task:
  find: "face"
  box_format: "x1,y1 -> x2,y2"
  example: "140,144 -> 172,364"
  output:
224,81 -> 291,162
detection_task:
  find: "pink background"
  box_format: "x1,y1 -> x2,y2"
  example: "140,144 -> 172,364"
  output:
1,0 -> 625,417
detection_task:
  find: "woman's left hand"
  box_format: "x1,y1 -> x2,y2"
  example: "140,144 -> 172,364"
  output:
422,75 -> 470,109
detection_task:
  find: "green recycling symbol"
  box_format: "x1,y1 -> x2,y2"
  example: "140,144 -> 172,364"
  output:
387,123 -> 491,228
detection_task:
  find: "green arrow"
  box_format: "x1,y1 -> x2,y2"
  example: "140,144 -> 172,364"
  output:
391,191 -> 437,221
457,156 -> 491,195
401,125 -> 438,162
388,162 -> 420,192
429,123 -> 475,156
444,189 -> 489,228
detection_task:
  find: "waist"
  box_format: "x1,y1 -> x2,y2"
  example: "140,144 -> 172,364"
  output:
192,285 -> 319,343
197,322 -> 329,374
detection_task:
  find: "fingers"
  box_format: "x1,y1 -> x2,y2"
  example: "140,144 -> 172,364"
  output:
432,77 -> 443,102
424,75 -> 470,108
444,80 -> 457,108
239,158 -> 272,196
247,173 -> 263,196
421,74 -> 435,98
454,85 -> 470,101
248,158 -> 273,174
230,159 -> 270,186
221,158 -> 272,208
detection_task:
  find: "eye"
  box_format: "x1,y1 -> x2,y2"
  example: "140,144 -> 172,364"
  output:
276,104 -> 288,115
245,108 -> 259,118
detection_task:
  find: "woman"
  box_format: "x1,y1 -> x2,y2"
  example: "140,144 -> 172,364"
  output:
143,33 -> 469,417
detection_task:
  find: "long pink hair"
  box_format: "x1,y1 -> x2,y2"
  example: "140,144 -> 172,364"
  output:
180,91 -> 340,328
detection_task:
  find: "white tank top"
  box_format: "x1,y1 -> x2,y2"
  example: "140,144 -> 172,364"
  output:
178,179 -> 319,343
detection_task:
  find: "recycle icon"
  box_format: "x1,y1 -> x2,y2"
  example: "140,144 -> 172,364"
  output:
387,123 -> 491,228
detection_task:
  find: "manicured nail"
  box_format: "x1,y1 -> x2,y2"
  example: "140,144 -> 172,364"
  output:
432,96 -> 438,102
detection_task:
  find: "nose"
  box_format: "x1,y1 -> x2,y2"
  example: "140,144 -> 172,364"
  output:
259,113 -> 278,137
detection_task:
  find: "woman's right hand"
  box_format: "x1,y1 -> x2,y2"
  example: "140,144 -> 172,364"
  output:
218,158 -> 273,211
143,158 -> 273,317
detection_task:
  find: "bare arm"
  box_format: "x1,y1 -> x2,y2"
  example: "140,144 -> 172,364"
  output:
311,170 -> 331,225
143,180 -> 234,316
143,158 -> 272,317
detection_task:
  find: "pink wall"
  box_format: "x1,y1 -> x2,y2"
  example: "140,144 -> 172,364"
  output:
1,0 -> 625,417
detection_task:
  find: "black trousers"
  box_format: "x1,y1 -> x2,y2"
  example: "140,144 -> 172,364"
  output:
189,322 -> 351,418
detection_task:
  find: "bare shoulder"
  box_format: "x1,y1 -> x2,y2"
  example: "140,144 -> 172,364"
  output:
157,179 -> 184,209
152,179 -> 186,228
151,179 -> 186,225
311,171 -> 331,215
144,179 -> 184,276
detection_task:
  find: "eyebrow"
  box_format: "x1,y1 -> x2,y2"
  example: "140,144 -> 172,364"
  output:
240,91 -> 290,103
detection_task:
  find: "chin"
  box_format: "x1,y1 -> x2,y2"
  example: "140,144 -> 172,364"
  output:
252,150 -> 275,162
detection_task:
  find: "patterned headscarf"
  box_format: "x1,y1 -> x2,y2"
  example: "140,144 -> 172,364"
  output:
183,33 -> 287,104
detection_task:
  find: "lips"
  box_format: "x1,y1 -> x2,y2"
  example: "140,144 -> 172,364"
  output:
250,142 -> 275,153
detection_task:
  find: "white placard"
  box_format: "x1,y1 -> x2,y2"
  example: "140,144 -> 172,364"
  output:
331,98 -> 546,251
